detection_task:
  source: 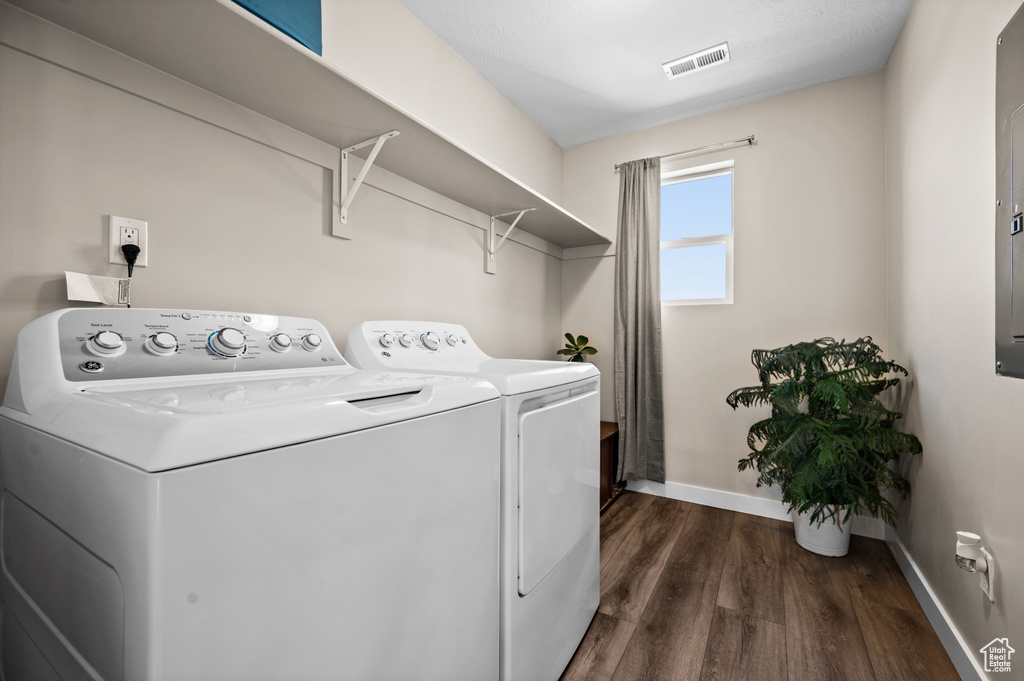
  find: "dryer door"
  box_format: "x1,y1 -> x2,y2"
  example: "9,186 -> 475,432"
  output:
518,389 -> 599,596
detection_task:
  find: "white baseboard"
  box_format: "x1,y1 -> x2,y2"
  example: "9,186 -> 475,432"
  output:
625,479 -> 887,539
884,528 -> 986,681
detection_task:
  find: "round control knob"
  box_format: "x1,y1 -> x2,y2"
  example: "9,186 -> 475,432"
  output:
445,333 -> 459,347
421,331 -> 440,350
398,333 -> 414,347
209,327 -> 246,357
144,332 -> 178,356
302,334 -> 323,352
269,333 -> 293,353
87,331 -> 126,357
379,333 -> 395,348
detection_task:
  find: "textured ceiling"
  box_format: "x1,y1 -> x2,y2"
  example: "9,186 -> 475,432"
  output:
398,0 -> 913,148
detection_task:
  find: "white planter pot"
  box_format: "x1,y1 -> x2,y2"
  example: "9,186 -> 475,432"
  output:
792,507 -> 853,557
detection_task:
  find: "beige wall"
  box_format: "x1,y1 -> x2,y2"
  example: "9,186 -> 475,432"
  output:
0,16 -> 563,398
562,73 -> 889,492
885,0 -> 1024,661
561,255 -> 616,420
320,0 -> 564,203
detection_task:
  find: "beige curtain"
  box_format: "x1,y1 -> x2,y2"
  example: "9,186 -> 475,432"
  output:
614,157 -> 665,483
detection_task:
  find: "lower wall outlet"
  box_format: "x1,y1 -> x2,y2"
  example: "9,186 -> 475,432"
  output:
108,215 -> 148,267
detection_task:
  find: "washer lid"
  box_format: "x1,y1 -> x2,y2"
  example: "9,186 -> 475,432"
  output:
3,370 -> 498,472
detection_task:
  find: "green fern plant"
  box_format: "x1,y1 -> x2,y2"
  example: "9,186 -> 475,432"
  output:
557,333 -> 597,363
726,337 -> 922,528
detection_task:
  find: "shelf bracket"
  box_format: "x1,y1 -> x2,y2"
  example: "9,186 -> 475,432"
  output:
338,130 -> 400,229
485,208 -> 535,274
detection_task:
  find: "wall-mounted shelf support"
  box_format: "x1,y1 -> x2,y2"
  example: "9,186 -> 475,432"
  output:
485,208 -> 535,274
7,0 -> 611,250
339,129 -> 400,227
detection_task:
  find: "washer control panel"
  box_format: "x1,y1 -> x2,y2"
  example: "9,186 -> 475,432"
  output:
57,308 -> 346,381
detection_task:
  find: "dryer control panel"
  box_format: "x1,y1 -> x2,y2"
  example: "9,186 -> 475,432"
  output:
344,321 -> 489,367
345,320 -> 599,397
55,308 -> 346,381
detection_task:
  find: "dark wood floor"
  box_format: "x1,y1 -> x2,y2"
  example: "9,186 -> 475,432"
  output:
560,492 -> 961,681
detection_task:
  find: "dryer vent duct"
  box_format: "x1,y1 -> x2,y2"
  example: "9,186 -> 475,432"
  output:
663,43 -> 730,79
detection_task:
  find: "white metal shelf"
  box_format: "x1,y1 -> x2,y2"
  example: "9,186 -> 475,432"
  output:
9,0 -> 609,250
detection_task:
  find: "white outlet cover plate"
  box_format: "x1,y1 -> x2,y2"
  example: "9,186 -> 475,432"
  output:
981,547 -> 995,602
108,215 -> 148,267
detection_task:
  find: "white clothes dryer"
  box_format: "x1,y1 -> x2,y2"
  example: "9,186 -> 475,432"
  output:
345,322 -> 600,681
0,308 -> 502,681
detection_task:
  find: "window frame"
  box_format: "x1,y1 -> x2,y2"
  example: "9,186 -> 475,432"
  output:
659,159 -> 735,306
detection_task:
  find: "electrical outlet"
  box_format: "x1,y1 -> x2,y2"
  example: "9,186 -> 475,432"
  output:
980,547 -> 995,602
108,216 -> 148,267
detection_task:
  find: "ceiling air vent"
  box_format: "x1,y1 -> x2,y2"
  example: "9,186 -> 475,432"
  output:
662,42 -> 730,80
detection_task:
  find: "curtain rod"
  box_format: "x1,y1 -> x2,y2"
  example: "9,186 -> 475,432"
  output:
614,134 -> 755,170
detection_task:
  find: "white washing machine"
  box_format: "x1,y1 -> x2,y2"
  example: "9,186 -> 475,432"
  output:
0,308 -> 502,681
345,322 -> 600,681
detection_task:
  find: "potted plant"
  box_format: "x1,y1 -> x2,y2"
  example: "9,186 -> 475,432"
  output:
558,333 -> 597,362
725,337 -> 922,556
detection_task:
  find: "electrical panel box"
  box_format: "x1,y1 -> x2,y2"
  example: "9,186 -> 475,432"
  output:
996,4 -> 1024,378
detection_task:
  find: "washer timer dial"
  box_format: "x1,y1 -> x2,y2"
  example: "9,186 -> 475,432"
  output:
421,331 -> 440,350
209,328 -> 247,357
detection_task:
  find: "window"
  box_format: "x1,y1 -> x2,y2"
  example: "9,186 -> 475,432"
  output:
660,160 -> 734,304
